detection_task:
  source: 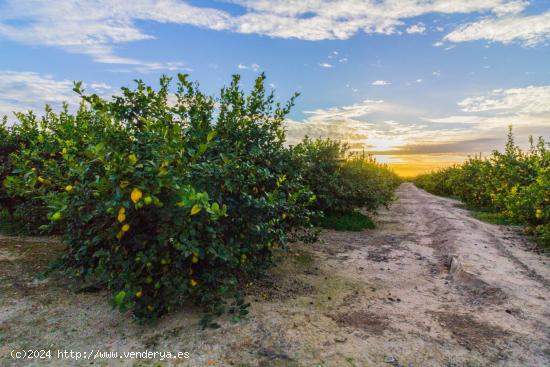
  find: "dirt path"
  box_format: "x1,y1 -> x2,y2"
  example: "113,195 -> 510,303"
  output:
1,183 -> 549,366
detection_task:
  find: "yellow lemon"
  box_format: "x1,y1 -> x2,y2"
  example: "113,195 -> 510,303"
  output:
37,176 -> 46,183
51,212 -> 62,221
147,305 -> 154,312
117,207 -> 126,223
131,188 -> 143,203
121,224 -> 130,232
65,185 -> 73,192
282,213 -> 287,219
191,254 -> 199,264
240,254 -> 247,262
159,166 -> 168,176
536,209 -> 543,219
190,204 -> 201,215
116,231 -> 124,240
190,279 -> 198,288
128,154 -> 138,165
135,291 -> 143,298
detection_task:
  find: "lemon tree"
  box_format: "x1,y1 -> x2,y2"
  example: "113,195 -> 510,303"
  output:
3,74 -> 317,323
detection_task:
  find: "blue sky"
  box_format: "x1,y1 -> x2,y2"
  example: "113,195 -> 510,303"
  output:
1,0 -> 549,175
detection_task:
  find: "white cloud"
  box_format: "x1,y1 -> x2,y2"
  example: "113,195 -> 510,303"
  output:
371,80 -> 391,86
286,99 -> 387,147
423,115 -> 486,124
0,70 -> 111,120
416,79 -> 423,83
319,63 -> 333,68
0,0 -> 211,71
304,99 -> 385,121
444,10 -> 550,47
406,22 -> 426,34
286,82 -> 550,156
237,63 -> 261,72
286,99 -> 435,151
286,100 -> 463,151
0,0 -> 534,68
432,71 -> 441,77
422,85 -> 550,136
230,0 -> 526,40
458,85 -> 550,115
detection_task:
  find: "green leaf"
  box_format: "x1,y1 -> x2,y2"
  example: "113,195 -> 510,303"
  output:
197,143 -> 208,156
94,142 -> 105,153
113,290 -> 126,306
206,130 -> 217,142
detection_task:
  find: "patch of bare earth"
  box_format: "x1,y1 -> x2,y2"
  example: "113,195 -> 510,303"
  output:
1,183 -> 549,366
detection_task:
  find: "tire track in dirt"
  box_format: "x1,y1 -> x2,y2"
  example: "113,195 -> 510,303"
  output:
316,183 -> 550,366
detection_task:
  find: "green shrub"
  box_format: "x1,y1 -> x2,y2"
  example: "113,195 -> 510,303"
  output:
1,116 -> 48,234
291,137 -> 401,214
4,74 -> 318,323
339,156 -> 401,212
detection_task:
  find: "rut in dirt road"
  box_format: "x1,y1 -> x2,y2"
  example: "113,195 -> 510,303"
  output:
317,182 -> 550,366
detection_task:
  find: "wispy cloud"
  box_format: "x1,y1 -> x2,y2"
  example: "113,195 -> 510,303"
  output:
371,80 -> 391,86
319,63 -> 333,68
228,0 -> 525,40
285,99 -> 385,146
0,0 -> 536,70
406,22 -> 426,34
237,63 -> 261,72
443,10 -> 550,47
285,99 -> 433,152
0,1 -> 208,71
458,85 -> 550,114
0,70 -> 111,119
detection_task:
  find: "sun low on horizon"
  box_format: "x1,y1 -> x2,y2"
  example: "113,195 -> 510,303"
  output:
1,0 -> 549,177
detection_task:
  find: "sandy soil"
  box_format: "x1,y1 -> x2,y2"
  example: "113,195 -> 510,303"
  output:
1,183 -> 549,366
